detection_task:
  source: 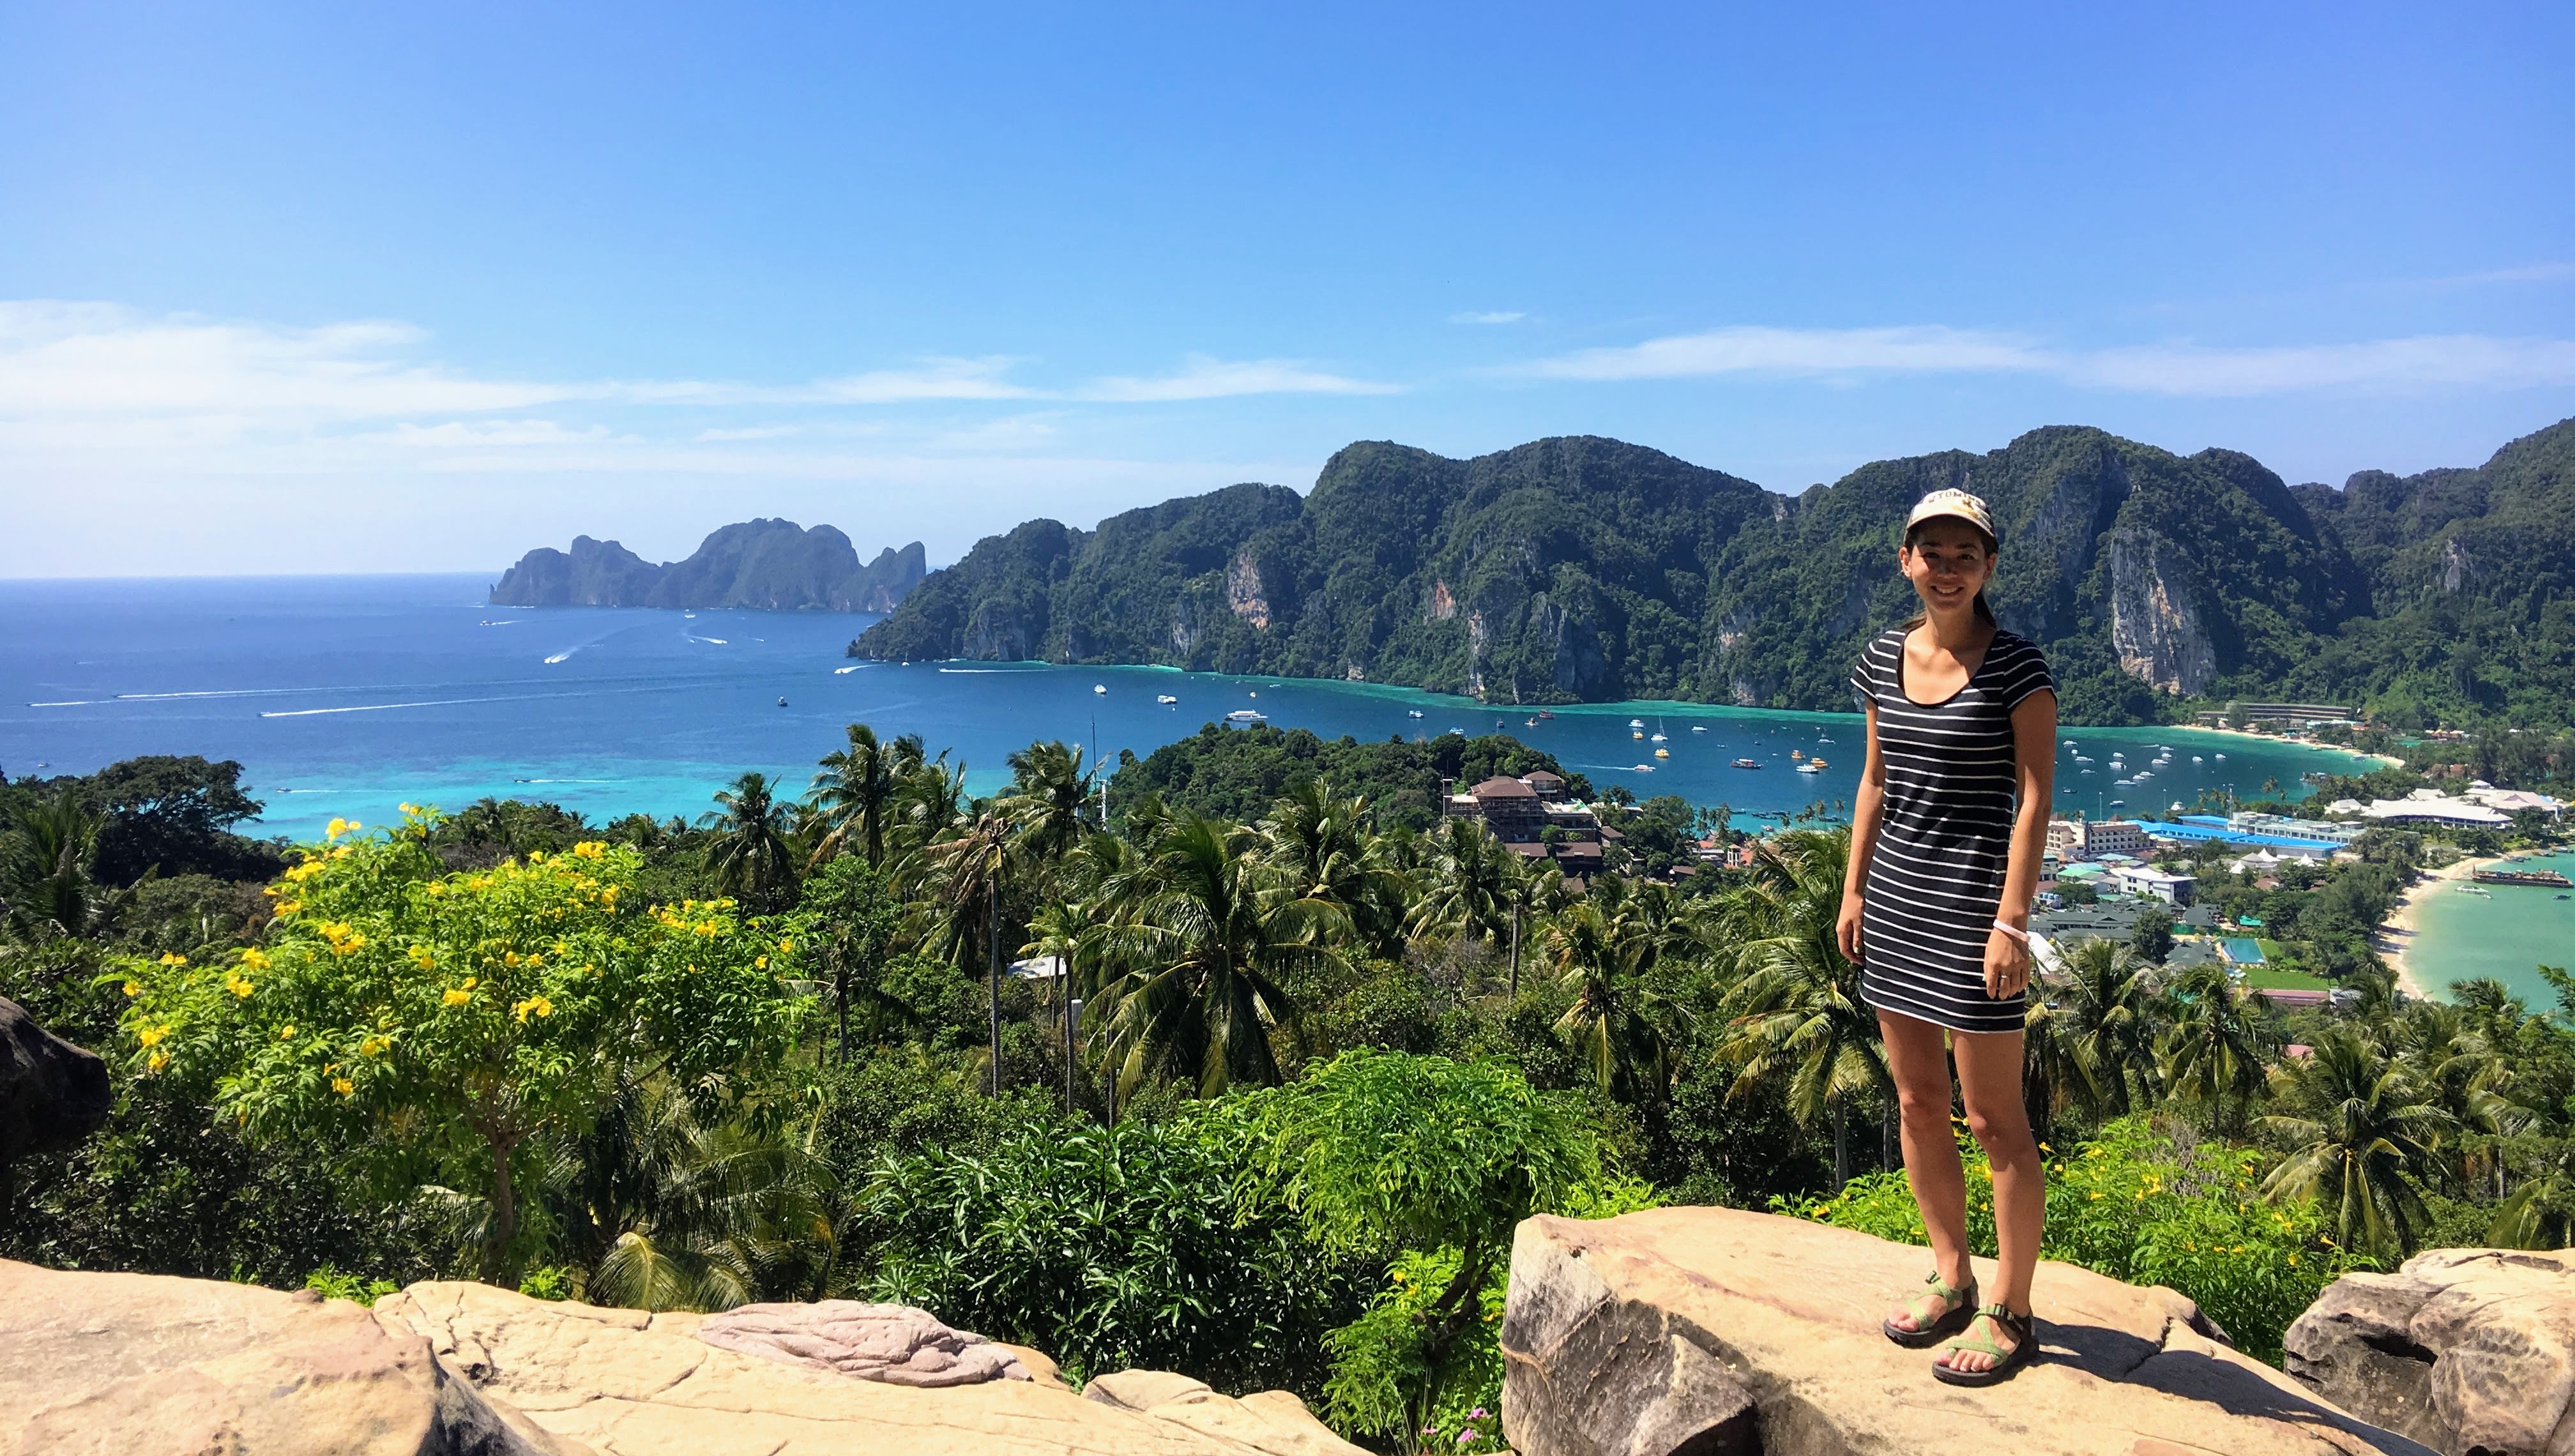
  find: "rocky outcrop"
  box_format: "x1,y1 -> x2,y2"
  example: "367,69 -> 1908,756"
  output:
1501,1207 -> 2431,1456
2101,526 -> 2218,696
0,996 -> 111,1185
378,1279 -> 1365,1456
0,1259 -> 565,1456
491,524 -> 927,612
2284,1247 -> 2575,1456
693,1300 -> 1031,1386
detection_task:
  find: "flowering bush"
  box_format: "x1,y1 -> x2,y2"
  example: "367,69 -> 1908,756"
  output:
1780,1116 -> 2362,1362
115,808 -> 803,1279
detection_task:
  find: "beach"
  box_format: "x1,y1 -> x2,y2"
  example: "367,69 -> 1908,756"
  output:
2380,853 -> 2507,999
2184,720 -> 2405,771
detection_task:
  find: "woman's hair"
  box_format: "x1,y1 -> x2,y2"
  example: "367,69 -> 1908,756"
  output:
1900,517 -> 1999,628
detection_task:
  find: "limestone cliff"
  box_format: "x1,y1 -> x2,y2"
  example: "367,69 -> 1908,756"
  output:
490,522 -> 926,613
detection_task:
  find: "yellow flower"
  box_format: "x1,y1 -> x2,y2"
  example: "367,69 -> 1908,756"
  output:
325,817 -> 352,840
512,996 -> 553,1022
755,955 -> 768,969
225,975 -> 255,998
241,947 -> 271,969
463,976 -> 478,990
360,1035 -> 391,1056
285,861 -> 325,883
572,841 -> 605,859
147,1050 -> 169,1073
442,988 -> 472,1006
527,849 -> 546,864
504,951 -> 522,967
122,980 -> 141,997
426,881 -> 446,897
331,1077 -> 354,1096
777,937 -> 793,955
158,952 -> 188,966
279,1025 -> 296,1040
409,946 -> 436,970
139,1025 -> 169,1049
2088,1191 -> 2103,1201
398,802 -> 418,815
599,886 -> 619,904
2288,1254 -> 2299,1266
331,932 -> 366,955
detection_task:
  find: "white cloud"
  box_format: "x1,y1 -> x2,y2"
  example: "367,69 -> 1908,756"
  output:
2076,334 -> 2575,396
365,420 -> 629,447
1514,322 -> 2575,397
1449,310 -> 1527,324
1517,325 -> 2053,381
803,356 -> 1036,403
695,424 -> 802,441
1079,354 -> 1400,402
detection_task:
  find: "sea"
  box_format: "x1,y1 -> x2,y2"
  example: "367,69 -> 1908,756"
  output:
2404,850 -> 2575,1010
5,572 -> 2443,955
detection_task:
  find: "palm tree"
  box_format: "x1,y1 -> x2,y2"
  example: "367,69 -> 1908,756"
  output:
697,772 -> 799,911
1712,829 -> 1889,1186
1542,900 -> 1672,1103
2259,1028 -> 2453,1259
2489,1141 -> 2575,1250
1259,780 -> 1411,957
2159,962 -> 2277,1136
1091,812 -> 1339,1103
2055,937 -> 2168,1116
809,722 -> 902,869
1412,817 -> 1512,949
923,808 -> 1015,1091
2388,1001 -> 2515,1187
1001,739 -> 1097,887
1,787 -> 135,943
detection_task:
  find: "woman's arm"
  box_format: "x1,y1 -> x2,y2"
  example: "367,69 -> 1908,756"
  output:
1837,701 -> 1888,963
1984,689 -> 2060,996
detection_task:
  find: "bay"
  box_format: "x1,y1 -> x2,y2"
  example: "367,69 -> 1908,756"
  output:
2405,850 -> 2575,1010
1,574 -> 2378,843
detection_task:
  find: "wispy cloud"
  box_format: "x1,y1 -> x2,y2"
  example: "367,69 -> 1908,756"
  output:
1449,310 -> 1527,325
1078,354 -> 1400,402
365,419 -> 630,447
1512,322 -> 2575,397
802,356 -> 1036,403
2407,261 -> 2575,290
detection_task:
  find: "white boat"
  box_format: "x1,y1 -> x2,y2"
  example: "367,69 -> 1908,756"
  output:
2457,884 -> 2493,898
834,665 -> 859,674
1447,727 -> 1466,737
2062,739 -> 2077,748
1691,725 -> 1707,734
1093,684 -> 1107,694
2080,769 -> 2094,776
1650,732 -> 1667,743
1226,709 -> 1266,724
1796,761 -> 1824,775
2115,778 -> 2136,787
1654,747 -> 1669,759
1629,718 -> 1645,728
2191,755 -> 2203,763
1157,694 -> 1178,704
1408,709 -> 1424,718
2074,755 -> 2093,765
2214,753 -> 2227,761
1632,763 -> 1655,772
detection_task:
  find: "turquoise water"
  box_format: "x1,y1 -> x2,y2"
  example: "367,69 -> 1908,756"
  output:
1,574 -> 2377,844
2406,851 -> 2575,1008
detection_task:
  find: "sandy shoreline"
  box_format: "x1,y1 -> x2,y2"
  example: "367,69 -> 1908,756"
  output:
2178,720 -> 2405,771
2379,854 -> 2508,999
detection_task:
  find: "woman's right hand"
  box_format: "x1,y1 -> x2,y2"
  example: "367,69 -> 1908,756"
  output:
1836,891 -> 1865,964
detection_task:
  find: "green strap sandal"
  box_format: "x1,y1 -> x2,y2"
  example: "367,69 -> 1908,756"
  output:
1881,1270 -> 1978,1348
1931,1303 -> 2039,1386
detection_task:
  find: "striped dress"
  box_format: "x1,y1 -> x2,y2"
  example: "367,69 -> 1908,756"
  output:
1849,625 -> 2055,1035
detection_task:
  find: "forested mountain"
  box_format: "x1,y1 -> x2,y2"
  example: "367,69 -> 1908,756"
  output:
490,522 -> 926,612
853,418 -> 2575,727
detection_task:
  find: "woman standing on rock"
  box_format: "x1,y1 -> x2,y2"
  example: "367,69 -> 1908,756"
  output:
1838,489 -> 2056,1386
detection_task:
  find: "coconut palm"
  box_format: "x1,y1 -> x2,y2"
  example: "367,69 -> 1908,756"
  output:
1090,812 -> 1339,1102
809,722 -> 902,870
1542,900 -> 1673,1103
1411,817 -> 1513,948
2055,937 -> 2168,1116
2159,962 -> 2277,1136
1712,829 -> 1888,1187
1,787 -> 135,943
1259,780 -> 1410,956
697,772 -> 799,912
2259,1028 -> 2452,1259
2489,1141 -> 2575,1250
1001,739 -> 1097,884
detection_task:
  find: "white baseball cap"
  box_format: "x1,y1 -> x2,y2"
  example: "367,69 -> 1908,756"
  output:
1905,488 -> 1997,542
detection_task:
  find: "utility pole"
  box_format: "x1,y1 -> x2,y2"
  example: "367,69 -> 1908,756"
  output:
1509,900 -> 1521,999
1064,982 -> 1080,1114
987,874 -> 1003,1096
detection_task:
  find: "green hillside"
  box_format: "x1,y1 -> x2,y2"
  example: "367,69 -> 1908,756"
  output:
854,418 -> 2575,727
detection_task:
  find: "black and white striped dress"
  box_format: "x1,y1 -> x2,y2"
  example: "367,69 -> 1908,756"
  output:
1849,626 -> 2055,1035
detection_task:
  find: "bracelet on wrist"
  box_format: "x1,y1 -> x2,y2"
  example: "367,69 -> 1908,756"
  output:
1991,920 -> 2028,943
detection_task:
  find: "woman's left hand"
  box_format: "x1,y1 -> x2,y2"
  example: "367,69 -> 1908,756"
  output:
1984,927 -> 2032,1000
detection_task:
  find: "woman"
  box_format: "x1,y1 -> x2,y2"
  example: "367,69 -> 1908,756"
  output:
1837,488 -> 2056,1386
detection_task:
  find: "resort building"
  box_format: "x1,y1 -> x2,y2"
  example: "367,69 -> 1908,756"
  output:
2108,864 -> 2196,906
2359,789 -> 2513,828
1443,773 -> 1609,877
2049,817 -> 2154,860
2189,701 -> 2361,730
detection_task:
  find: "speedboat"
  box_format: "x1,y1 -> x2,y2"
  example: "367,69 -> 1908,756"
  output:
1632,762 -> 1655,773
834,665 -> 859,674
1448,727 -> 1466,737
777,697 -> 788,708
1650,732 -> 1667,743
1791,748 -> 1805,760
2214,752 -> 2227,761
2191,755 -> 2202,763
1632,729 -> 1645,739
1226,709 -> 1266,724
1691,725 -> 1707,733
2062,739 -> 2077,749
1732,758 -> 1761,770
1537,709 -> 1554,719
1796,761 -> 1824,774
1157,694 -> 1178,704
1629,718 -> 1644,728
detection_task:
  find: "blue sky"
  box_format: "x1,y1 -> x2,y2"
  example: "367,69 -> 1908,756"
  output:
4,1 -> 2571,576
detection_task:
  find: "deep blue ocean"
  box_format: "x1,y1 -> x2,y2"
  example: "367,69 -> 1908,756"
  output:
0,574 -> 2381,843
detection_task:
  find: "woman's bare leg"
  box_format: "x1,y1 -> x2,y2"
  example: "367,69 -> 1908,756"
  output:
1880,1010 -> 1970,1331
1940,1028 -> 2041,1372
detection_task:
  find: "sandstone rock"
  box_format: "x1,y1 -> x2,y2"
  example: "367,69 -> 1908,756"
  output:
0,996 -> 112,1164
0,1257 -> 566,1456
1501,1207 -> 2434,1456
2286,1247 -> 2575,1456
378,1278 -> 1367,1455
695,1299 -> 1031,1386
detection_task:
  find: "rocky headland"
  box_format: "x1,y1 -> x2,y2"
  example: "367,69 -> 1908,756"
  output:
490,521 -> 925,612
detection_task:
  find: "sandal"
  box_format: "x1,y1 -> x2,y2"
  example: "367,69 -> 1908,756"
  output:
1881,1270 -> 1978,1348
1932,1303 -> 2039,1386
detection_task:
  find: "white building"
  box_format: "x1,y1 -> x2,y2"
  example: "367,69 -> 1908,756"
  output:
2362,789 -> 2512,829
2109,864 -> 2196,906
2055,819 -> 2153,859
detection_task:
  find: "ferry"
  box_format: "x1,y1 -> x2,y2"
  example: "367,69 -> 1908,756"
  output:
1731,758 -> 1761,770
1226,709 -> 1266,724
1157,694 -> 1178,704
2476,867 -> 2575,888
1796,761 -> 1825,774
